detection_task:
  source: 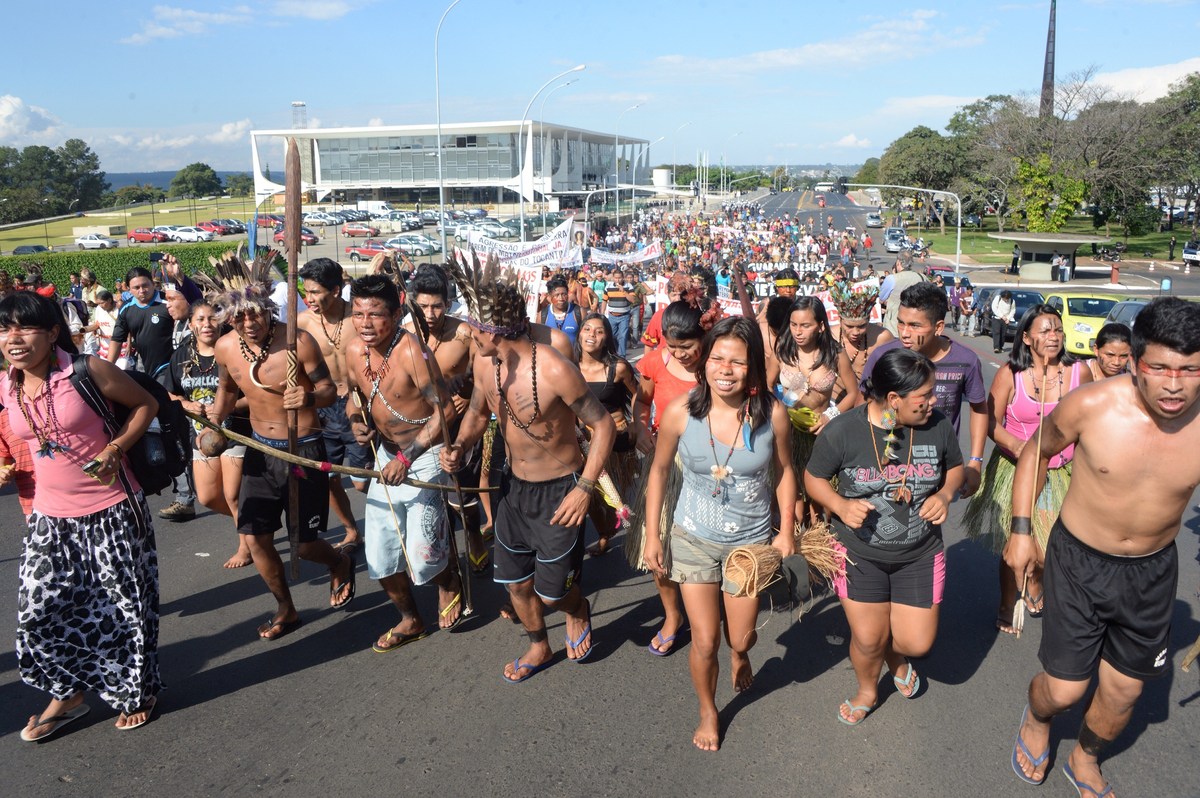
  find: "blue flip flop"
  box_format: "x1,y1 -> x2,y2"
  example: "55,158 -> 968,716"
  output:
837,699 -> 875,726
1012,705 -> 1051,785
647,627 -> 685,657
892,662 -> 921,699
1062,761 -> 1114,797
565,599 -> 594,663
501,658 -> 551,684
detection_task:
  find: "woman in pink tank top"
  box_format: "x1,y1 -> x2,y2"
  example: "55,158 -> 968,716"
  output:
0,292 -> 162,741
963,304 -> 1092,634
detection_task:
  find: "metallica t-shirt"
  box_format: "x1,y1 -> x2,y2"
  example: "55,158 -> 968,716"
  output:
806,405 -> 963,564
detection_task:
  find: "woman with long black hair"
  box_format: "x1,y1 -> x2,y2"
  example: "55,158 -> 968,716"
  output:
643,316 -> 796,751
0,292 -> 162,741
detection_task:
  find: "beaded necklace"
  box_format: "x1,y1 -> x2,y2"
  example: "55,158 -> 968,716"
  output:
184,336 -> 216,380
706,404 -> 747,498
1029,364 -> 1064,408
363,327 -> 400,383
317,304 -> 345,349
365,327 -> 433,426
840,331 -> 867,380
15,371 -> 69,458
867,407 -> 915,504
495,338 -> 540,431
238,319 -> 275,366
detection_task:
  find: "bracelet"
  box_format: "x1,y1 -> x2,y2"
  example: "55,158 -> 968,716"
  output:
1011,516 -> 1032,536
394,449 -> 413,469
402,443 -> 425,464
576,476 -> 597,494
823,404 -> 841,420
968,456 -> 984,463
303,391 -> 315,408
105,442 -> 123,456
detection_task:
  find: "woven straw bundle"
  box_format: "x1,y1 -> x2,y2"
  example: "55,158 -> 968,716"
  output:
722,521 -> 849,599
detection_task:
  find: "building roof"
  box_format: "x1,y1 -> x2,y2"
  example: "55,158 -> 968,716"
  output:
987,231 -> 1110,245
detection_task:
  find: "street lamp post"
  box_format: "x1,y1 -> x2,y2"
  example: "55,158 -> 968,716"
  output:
671,121 -> 691,211
613,102 -> 642,230
631,136 -> 665,218
537,78 -> 578,230
41,199 -> 50,249
518,64 -> 586,242
434,0 -> 463,254
584,187 -> 619,229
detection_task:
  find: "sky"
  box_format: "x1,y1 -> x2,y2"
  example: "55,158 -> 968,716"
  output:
2,0 -> 1198,174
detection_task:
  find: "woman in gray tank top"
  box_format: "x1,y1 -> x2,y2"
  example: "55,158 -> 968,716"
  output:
642,316 -> 797,752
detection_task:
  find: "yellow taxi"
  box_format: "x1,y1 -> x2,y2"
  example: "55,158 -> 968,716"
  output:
1043,291 -> 1125,356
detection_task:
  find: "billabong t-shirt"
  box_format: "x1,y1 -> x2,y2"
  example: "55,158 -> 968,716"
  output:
860,338 -> 985,432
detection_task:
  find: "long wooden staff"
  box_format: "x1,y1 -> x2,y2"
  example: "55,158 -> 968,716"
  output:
1013,367 -> 1049,638
404,290 -> 473,618
284,138 -> 302,579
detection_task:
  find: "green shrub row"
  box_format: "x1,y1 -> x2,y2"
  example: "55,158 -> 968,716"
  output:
0,242 -> 263,291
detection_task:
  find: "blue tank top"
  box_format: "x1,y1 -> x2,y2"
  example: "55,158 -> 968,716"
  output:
674,412 -> 774,545
543,303 -> 582,344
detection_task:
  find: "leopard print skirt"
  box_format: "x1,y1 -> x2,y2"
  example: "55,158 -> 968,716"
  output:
17,492 -> 162,714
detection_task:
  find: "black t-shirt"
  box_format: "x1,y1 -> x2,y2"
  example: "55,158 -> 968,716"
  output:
806,404 -> 963,564
164,344 -> 251,438
111,301 -> 174,377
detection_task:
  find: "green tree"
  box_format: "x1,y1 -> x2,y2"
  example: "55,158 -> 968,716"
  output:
1014,153 -> 1085,232
853,157 -> 880,185
225,172 -> 254,197
109,183 -> 167,206
169,162 -> 223,198
878,126 -> 963,234
54,139 -> 109,211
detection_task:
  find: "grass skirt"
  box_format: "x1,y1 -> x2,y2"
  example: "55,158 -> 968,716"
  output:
962,449 -> 1071,555
790,425 -> 816,500
625,456 -> 683,571
588,447 -> 642,538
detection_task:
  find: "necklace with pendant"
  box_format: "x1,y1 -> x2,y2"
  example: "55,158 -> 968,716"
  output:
15,373 -> 70,458
867,406 -> 915,504
238,319 -> 276,366
706,410 -> 742,497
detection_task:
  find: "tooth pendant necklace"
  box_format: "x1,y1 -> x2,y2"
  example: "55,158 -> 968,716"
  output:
706,407 -> 744,497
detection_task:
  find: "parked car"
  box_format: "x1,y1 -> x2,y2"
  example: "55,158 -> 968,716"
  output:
257,213 -> 284,228
419,210 -> 441,225
864,212 -> 883,228
274,227 -> 320,245
344,240 -> 391,261
342,222 -> 380,237
12,244 -> 49,255
474,221 -> 512,238
452,222 -> 486,242
217,218 -> 246,234
976,288 -> 1046,341
75,233 -> 119,250
197,220 -> 231,235
464,208 -> 489,219
396,233 -> 442,252
1105,298 -> 1149,331
152,225 -> 182,238
128,228 -> 168,243
1043,292 -> 1124,356
303,212 -> 339,227
385,235 -> 436,256
172,226 -> 215,242
964,213 -> 982,227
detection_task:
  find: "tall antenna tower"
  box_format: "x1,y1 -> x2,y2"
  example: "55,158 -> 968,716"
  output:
291,101 -> 308,129
1039,1 -> 1056,119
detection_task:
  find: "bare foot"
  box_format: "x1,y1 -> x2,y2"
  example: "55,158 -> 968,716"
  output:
22,694 -> 86,741
565,598 -> 592,661
1065,748 -> 1112,797
731,650 -> 754,692
838,689 -> 878,724
223,548 -> 252,568
693,711 -> 720,752
499,603 -> 520,623
1014,707 -> 1052,784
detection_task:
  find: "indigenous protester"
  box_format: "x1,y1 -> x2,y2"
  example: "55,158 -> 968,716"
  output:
539,276 -> 584,347
806,348 -> 964,726
769,296 -> 860,522
643,316 -> 796,752
162,299 -> 254,569
297,258 -> 367,551
405,264 -> 490,575
861,282 -> 987,497
829,283 -> 892,394
345,274 -> 464,652
574,313 -> 640,556
641,272 -> 692,350
1007,298 -> 1200,796
1087,322 -> 1132,381
208,254 -> 356,640
962,305 -> 1090,633
631,301 -> 711,656
0,292 -> 163,739
440,252 -> 616,681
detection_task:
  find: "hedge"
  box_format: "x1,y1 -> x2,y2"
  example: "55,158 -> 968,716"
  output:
0,242 -> 274,292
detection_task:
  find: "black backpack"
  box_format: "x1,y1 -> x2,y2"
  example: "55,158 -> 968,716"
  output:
68,355 -> 191,496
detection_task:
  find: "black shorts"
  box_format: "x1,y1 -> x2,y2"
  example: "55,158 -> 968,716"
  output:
832,540 -> 946,608
1039,519 -> 1178,681
445,418 -> 481,511
493,471 -> 584,602
238,433 -> 330,542
318,395 -> 374,477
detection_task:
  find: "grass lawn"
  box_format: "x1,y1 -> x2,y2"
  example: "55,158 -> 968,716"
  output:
917,214 -> 1198,265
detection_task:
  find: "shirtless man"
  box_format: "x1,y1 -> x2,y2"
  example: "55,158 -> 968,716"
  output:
344,275 -> 463,651
210,287 -> 355,640
440,263 -> 615,681
1007,297 -> 1200,796
403,265 -> 490,574
297,257 -> 368,551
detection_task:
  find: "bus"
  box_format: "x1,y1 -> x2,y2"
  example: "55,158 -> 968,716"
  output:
814,181 -> 835,193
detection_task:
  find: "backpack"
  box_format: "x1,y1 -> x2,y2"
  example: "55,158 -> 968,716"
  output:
68,355 -> 191,495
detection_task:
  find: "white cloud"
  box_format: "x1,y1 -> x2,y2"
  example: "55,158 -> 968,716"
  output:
272,0 -> 366,20
367,117 -> 384,127
121,5 -> 254,45
834,133 -> 872,149
1094,57 -> 1200,101
206,119 -> 252,143
0,95 -> 59,141
875,94 -> 980,119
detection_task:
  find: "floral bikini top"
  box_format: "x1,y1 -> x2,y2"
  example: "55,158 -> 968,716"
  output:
779,362 -> 837,397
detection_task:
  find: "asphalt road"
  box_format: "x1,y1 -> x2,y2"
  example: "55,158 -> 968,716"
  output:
5,200 -> 1200,797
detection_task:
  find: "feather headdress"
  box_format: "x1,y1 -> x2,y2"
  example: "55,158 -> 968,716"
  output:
193,243 -> 281,322
442,248 -> 529,337
830,281 -> 879,322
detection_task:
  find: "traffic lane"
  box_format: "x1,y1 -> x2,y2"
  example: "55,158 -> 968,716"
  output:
0,418 -> 1197,794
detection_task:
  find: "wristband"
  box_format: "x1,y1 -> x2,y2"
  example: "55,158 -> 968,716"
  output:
394,449 -> 413,469
1011,516 -> 1032,536
968,456 -> 983,463
576,476 -> 597,494
823,404 -> 841,420
303,391 -> 315,408
105,442 -> 123,456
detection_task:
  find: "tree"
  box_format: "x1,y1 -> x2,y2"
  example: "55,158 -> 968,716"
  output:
169,162 -> 222,198
109,183 -> 166,206
853,158 -> 880,186
1153,73 -> 1200,236
878,126 -> 963,234
225,172 -> 254,197
1013,153 -> 1086,232
55,139 -> 109,211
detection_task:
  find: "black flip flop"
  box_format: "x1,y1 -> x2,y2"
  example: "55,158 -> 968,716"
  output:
331,549 -> 357,610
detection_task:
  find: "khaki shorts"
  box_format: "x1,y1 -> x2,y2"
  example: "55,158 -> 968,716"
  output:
668,526 -> 768,595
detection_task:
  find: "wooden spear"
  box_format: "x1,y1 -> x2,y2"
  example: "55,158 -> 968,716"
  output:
284,137 -> 302,579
